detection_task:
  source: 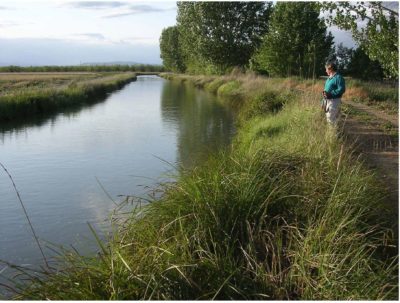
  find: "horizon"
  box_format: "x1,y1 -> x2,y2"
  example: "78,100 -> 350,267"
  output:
0,0 -> 356,67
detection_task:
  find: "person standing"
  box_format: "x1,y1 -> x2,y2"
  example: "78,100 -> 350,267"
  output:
323,62 -> 346,125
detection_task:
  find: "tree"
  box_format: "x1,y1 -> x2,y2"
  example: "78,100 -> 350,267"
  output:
252,2 -> 333,78
159,26 -> 186,73
321,2 -> 399,79
176,1 -> 272,74
347,47 -> 385,80
335,43 -> 353,75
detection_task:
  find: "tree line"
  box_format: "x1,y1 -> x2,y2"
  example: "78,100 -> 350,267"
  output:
160,1 -> 398,80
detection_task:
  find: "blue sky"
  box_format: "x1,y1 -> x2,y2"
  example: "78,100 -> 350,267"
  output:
0,0 -> 177,65
0,0 -> 356,66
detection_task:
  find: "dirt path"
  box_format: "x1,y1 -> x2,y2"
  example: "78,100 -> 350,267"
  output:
343,99 -> 398,126
340,100 -> 398,220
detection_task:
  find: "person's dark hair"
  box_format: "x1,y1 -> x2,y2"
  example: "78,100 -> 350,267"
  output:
325,62 -> 337,71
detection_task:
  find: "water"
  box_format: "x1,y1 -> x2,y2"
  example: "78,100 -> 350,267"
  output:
0,76 -> 235,279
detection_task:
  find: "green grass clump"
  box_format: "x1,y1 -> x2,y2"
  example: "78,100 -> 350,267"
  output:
10,73 -> 398,300
217,80 -> 244,102
204,78 -> 227,93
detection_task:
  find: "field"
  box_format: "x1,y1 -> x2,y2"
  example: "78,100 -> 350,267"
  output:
0,72 -> 138,121
8,72 -> 397,300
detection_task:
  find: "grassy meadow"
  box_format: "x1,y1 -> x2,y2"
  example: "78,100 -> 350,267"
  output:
0,72 -> 138,121
8,72 -> 397,300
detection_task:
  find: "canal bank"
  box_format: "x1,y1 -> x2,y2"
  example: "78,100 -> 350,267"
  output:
0,72 -> 138,122
6,74 -> 398,300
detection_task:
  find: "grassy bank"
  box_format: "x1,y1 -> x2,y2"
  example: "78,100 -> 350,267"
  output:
0,72 -> 137,121
160,72 -> 398,115
8,73 -> 398,300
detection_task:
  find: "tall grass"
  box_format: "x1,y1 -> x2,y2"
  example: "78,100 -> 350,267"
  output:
0,73 -> 137,121
7,73 -> 398,300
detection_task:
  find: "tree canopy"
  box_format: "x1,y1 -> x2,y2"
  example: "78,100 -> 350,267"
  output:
321,1 -> 399,79
176,1 -> 272,74
252,2 -> 333,78
159,26 -> 186,73
159,1 -> 397,80
347,47 -> 385,80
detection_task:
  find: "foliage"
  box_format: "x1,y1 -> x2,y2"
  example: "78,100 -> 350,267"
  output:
176,1 -> 272,74
333,43 -> 353,75
321,2 -> 399,79
347,47 -> 385,80
252,2 -> 333,78
159,26 -> 186,72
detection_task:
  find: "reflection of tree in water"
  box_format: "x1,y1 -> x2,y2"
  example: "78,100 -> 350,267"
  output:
0,93 -> 109,141
161,80 -> 235,168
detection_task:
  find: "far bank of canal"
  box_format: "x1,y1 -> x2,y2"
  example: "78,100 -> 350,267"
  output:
0,76 -> 235,283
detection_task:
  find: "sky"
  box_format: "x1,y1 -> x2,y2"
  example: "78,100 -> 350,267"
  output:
0,0 -> 177,65
0,0 -> 358,66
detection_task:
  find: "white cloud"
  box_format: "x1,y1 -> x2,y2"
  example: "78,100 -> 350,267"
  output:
71,33 -> 106,40
65,1 -> 128,10
102,4 -> 175,18
0,20 -> 19,27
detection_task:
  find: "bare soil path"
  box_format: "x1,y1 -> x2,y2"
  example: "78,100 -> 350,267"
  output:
341,99 -> 398,221
343,99 -> 398,127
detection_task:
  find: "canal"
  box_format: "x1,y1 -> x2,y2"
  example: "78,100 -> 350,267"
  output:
0,76 -> 235,282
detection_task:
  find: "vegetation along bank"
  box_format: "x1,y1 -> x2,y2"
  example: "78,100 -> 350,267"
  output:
10,72 -> 398,300
0,72 -> 138,122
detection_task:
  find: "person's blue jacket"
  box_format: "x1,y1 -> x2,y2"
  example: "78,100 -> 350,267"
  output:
324,73 -> 345,99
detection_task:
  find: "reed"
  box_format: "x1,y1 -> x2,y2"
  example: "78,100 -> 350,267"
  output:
8,73 -> 398,300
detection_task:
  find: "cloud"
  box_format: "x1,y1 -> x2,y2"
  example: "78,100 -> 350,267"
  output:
73,33 -> 106,40
65,1 -> 127,10
64,1 -> 176,18
117,36 -> 155,44
0,21 -> 19,27
0,5 -> 16,11
129,4 -> 172,13
102,4 -> 175,18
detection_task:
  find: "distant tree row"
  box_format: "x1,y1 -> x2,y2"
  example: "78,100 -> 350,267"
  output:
332,43 -> 385,80
0,64 -> 165,73
160,1 -> 398,79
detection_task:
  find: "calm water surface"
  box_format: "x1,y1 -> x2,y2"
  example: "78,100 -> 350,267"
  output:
0,76 -> 235,279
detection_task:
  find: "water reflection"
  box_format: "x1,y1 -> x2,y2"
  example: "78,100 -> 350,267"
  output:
160,80 -> 235,168
0,90 -> 116,139
0,76 -> 235,294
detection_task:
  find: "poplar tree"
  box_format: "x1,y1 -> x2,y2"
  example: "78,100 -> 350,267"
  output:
252,2 -> 333,78
159,26 -> 186,72
321,2 -> 399,79
176,1 -> 272,74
